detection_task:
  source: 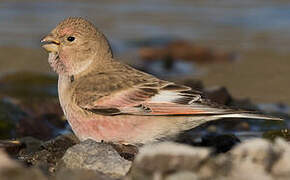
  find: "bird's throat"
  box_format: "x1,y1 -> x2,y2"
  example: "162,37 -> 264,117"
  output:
48,52 -> 67,74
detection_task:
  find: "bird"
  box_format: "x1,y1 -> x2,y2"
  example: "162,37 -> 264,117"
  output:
41,17 -> 282,145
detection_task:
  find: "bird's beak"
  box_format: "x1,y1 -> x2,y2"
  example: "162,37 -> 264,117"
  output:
40,35 -> 60,52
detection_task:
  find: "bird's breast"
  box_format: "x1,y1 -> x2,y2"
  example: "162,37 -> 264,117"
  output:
58,75 -> 74,117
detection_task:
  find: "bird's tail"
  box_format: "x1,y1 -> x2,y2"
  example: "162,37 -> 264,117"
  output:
212,113 -> 283,121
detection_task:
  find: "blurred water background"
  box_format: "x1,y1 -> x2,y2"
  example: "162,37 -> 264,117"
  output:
1,0 -> 289,104
0,0 -> 289,140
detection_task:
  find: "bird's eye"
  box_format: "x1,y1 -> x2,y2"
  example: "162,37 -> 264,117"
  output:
67,36 -> 75,42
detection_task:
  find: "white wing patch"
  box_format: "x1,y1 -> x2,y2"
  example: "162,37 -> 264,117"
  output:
150,90 -> 201,104
150,91 -> 179,103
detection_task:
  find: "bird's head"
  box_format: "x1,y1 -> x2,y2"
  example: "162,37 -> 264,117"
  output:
41,17 -> 112,75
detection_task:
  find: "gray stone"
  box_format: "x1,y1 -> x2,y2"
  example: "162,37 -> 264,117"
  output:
271,138 -> 290,177
223,138 -> 290,180
129,142 -> 210,180
165,171 -> 198,180
230,138 -> 276,171
52,169 -> 115,180
128,139 -> 290,180
0,149 -> 20,170
0,167 -> 48,180
60,139 -> 131,178
0,149 -> 47,180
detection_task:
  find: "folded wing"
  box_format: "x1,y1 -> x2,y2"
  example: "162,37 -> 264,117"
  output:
77,81 -> 250,117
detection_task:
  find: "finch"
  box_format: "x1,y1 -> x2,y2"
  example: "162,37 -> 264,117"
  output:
41,17 -> 281,145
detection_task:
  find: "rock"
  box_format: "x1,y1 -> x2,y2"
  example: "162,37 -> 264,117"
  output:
111,143 -> 138,161
1,137 -> 43,157
176,133 -> 241,153
205,86 -> 232,105
0,98 -> 27,139
0,149 -> 47,180
198,134 -> 241,153
60,139 -> 131,178
139,40 -> 236,64
14,98 -> 65,141
129,142 -> 210,180
19,137 -> 44,154
271,138 -> 290,177
0,96 -> 64,141
229,98 -> 258,111
165,171 -> 198,180
16,115 -> 56,141
205,86 -> 260,111
53,169 -> 115,180
18,134 -> 79,173
1,136 -> 118,180
228,138 -> 290,179
139,47 -> 168,61
128,139 -> 290,180
0,140 -> 23,155
0,149 -> 20,170
168,40 -> 236,64
228,139 -> 277,176
263,129 -> 290,141
0,167 -> 48,180
0,71 -> 64,141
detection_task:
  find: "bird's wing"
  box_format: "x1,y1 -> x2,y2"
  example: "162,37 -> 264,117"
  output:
74,77 -> 241,116
73,62 -> 282,120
